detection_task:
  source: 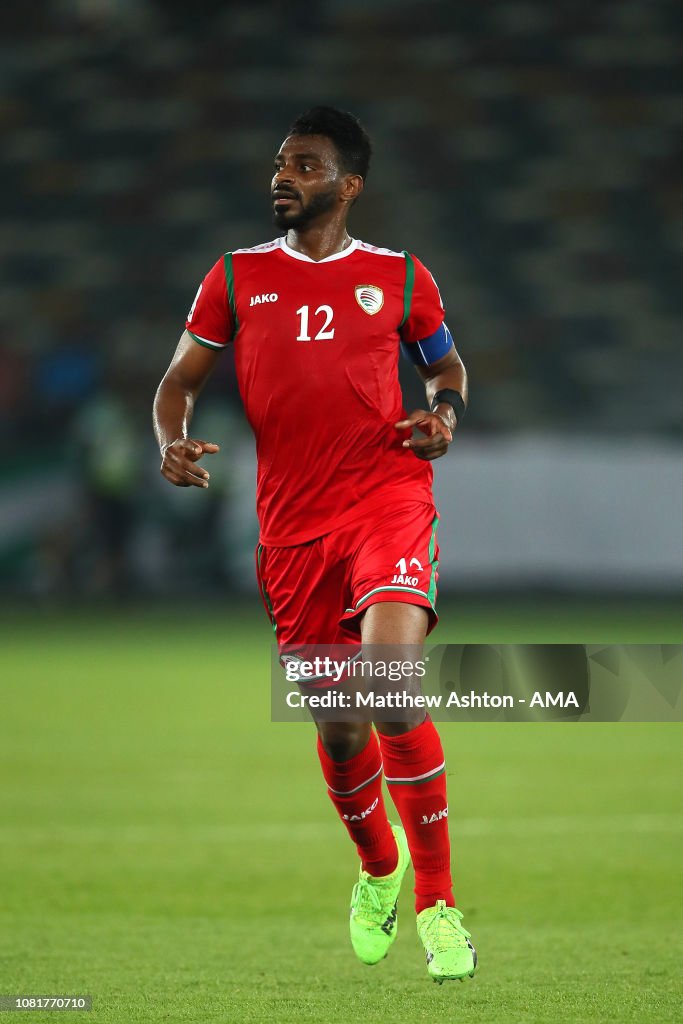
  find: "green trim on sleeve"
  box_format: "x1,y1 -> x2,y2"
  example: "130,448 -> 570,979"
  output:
223,253 -> 239,334
187,330 -> 225,351
399,251 -> 415,329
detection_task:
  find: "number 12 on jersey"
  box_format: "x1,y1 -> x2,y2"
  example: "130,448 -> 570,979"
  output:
296,305 -> 335,341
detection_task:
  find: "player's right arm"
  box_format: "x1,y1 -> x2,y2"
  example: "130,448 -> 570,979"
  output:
155,256 -> 234,487
154,331 -> 221,488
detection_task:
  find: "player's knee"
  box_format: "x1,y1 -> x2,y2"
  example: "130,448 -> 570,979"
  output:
374,714 -> 427,737
317,721 -> 371,761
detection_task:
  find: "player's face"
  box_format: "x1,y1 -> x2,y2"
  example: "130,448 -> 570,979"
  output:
271,135 -> 345,229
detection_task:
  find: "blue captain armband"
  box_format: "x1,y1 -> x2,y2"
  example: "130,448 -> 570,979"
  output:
400,323 -> 454,367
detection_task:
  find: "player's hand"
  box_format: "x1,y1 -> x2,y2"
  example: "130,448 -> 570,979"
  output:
394,408 -> 454,461
160,439 -> 220,487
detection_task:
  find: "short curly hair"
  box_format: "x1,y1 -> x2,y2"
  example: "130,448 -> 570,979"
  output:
287,106 -> 372,180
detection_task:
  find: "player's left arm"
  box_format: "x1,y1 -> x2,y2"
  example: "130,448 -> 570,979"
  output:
395,254 -> 468,460
395,336 -> 468,460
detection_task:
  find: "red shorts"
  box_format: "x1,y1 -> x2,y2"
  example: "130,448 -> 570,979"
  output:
255,500 -> 440,648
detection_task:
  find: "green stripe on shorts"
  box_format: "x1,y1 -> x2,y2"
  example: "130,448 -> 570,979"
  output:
427,514 -> 439,606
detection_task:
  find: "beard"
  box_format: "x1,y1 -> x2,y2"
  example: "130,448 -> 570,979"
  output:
272,187 -> 338,230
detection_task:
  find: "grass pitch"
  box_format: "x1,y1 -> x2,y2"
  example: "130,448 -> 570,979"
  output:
1,600 -> 681,1023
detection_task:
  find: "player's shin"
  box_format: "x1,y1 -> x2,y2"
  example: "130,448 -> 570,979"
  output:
316,730 -> 398,877
377,716 -> 455,913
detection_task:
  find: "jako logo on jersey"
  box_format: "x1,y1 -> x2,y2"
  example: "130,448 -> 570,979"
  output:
355,284 -> 384,315
249,293 -> 278,306
421,807 -> 448,825
342,796 -> 379,822
391,556 -> 423,586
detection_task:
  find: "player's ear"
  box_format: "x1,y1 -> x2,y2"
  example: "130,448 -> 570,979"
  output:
341,174 -> 364,204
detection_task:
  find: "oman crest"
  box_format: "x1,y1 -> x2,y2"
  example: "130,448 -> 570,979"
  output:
355,285 -> 384,315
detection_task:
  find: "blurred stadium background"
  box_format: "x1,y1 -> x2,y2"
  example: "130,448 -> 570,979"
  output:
1,4 -> 681,1022
1,0 -> 681,598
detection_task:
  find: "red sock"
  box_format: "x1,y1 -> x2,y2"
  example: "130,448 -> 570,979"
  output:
317,731 -> 398,877
378,717 -> 455,914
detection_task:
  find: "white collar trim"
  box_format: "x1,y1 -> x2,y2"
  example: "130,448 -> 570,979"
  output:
279,236 -> 359,263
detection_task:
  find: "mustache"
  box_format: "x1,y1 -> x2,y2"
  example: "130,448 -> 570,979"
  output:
272,188 -> 301,201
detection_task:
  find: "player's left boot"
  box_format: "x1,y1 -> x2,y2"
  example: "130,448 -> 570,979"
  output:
349,824 -> 410,965
416,899 -> 477,983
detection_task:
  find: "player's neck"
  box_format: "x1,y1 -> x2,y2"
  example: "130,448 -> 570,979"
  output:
284,222 -> 353,263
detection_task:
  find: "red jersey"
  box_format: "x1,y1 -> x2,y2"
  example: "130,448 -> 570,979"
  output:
185,236 -> 445,546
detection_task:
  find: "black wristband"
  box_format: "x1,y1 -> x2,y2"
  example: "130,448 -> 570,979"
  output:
431,388 -> 466,423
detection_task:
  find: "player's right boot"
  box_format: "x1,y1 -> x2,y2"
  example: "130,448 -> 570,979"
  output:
349,824 -> 411,965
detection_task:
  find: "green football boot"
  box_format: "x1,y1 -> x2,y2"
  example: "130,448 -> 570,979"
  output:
349,824 -> 411,965
416,900 -> 477,983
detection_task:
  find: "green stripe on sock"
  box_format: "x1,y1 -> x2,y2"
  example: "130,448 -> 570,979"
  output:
386,766 -> 445,786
